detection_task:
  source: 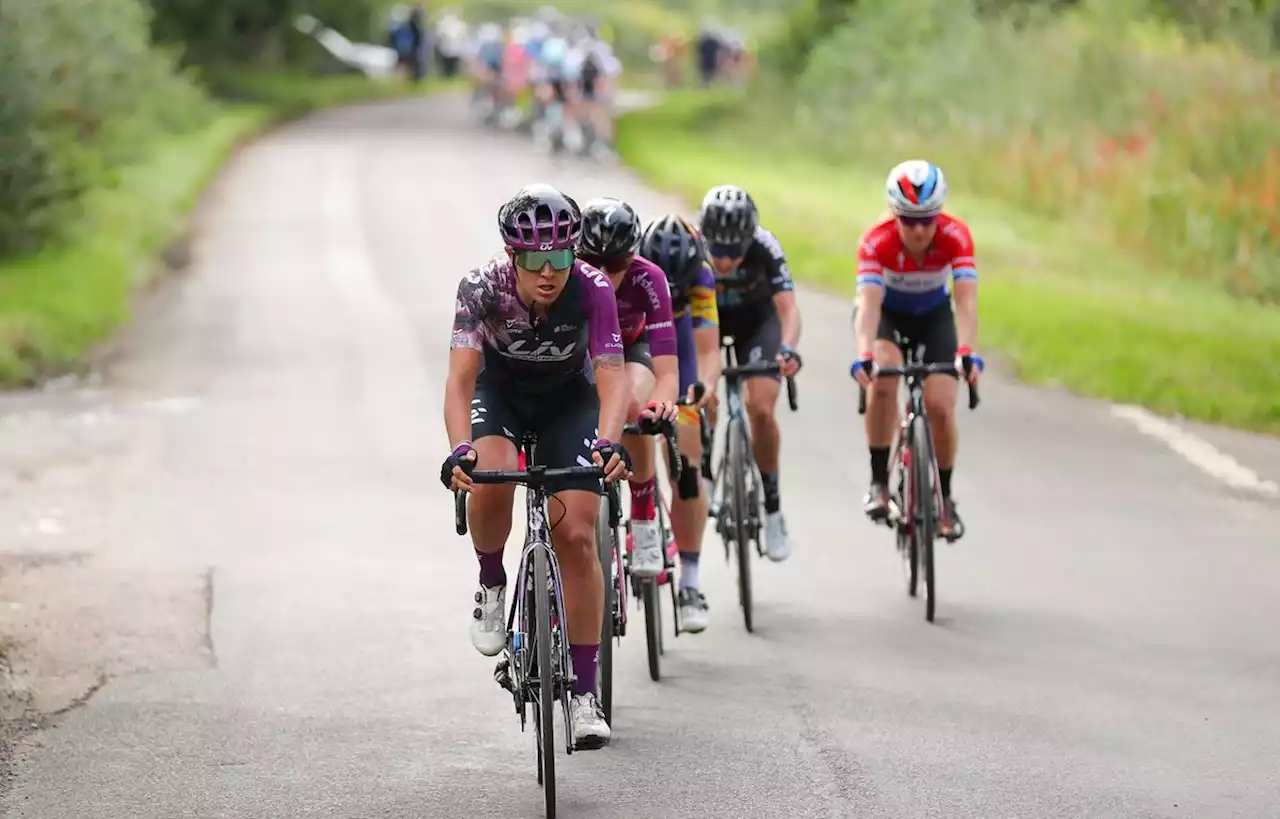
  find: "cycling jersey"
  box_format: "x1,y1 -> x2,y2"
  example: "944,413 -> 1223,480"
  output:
670,261 -> 718,330
855,213 -> 977,315
451,254 -> 623,393
613,256 -> 676,355
476,41 -> 503,71
713,225 -> 794,313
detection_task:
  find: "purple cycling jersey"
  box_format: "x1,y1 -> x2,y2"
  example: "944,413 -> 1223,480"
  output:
451,254 -> 623,389
613,255 -> 676,357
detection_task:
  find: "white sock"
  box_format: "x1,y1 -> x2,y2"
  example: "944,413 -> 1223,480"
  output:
679,554 -> 700,590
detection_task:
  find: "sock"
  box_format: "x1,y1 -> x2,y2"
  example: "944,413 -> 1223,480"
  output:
939,468 -> 953,499
630,478 -> 656,521
762,472 -> 780,514
476,549 -> 506,588
678,551 -> 700,590
570,643 -> 598,696
870,447 -> 891,485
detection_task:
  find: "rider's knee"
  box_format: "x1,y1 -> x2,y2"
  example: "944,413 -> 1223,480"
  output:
554,518 -> 597,569
870,377 -> 898,405
924,384 -> 957,425
745,386 -> 777,424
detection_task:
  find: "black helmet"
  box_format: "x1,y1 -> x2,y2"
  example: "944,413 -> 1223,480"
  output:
498,183 -> 582,250
578,197 -> 642,260
697,184 -> 757,248
640,214 -> 706,300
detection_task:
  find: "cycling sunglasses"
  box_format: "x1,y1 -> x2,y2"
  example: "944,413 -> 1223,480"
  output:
579,253 -> 632,274
896,214 -> 938,227
512,248 -> 575,272
709,242 -> 747,258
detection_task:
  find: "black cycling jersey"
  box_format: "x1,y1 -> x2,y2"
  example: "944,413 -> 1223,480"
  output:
713,225 -> 794,314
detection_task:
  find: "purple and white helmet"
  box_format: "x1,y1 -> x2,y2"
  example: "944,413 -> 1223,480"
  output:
498,183 -> 583,250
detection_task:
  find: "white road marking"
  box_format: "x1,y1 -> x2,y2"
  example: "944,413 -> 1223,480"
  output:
1110,405 -> 1279,497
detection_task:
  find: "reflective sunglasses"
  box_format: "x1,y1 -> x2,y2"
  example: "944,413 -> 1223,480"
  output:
512,248 -> 575,272
896,214 -> 937,227
579,253 -> 632,274
709,243 -> 746,259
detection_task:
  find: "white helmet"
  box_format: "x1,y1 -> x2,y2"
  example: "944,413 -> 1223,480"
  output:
477,22 -> 502,42
885,160 -> 947,217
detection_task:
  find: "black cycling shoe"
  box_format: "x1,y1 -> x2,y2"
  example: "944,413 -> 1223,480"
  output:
863,482 -> 890,522
939,496 -> 965,542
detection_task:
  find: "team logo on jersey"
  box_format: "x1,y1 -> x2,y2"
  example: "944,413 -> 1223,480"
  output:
503,339 -> 577,362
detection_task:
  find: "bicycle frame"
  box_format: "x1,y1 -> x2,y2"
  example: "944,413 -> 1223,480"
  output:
885,348 -> 945,539
710,340 -> 760,560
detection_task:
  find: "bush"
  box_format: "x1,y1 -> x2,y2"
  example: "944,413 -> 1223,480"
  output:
789,0 -> 1280,301
0,0 -> 210,257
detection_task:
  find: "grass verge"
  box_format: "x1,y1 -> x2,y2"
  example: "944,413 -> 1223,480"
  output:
0,71 -> 453,386
617,91 -> 1280,435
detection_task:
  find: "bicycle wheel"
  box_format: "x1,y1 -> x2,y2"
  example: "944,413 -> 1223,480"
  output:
895,443 -> 919,597
728,421 -> 754,632
532,546 -> 557,817
595,496 -> 616,724
642,579 -> 661,680
912,416 -> 937,622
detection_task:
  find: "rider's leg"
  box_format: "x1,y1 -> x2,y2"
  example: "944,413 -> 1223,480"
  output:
921,305 -> 963,537
864,306 -> 905,517
465,383 -> 522,656
737,312 -> 789,560
542,388 -> 611,747
669,313 -> 711,627
623,350 -> 662,577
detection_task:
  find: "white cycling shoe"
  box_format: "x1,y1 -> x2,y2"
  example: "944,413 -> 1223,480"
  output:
570,693 -> 611,749
764,512 -> 790,562
629,520 -> 664,579
470,584 -> 507,657
678,588 -> 711,633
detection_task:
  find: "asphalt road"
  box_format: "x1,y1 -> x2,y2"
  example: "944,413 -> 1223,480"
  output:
2,94 -> 1278,818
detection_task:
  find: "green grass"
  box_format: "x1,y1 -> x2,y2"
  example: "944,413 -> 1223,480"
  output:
0,71 -> 453,386
617,91 -> 1280,434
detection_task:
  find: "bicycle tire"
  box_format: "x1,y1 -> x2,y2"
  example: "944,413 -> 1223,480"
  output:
897,445 -> 919,597
912,416 -> 937,622
643,579 -> 661,680
533,546 -> 557,817
729,421 -> 754,632
595,496 -> 616,725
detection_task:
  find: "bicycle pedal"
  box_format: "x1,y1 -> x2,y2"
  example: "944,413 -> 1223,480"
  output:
493,657 -> 515,693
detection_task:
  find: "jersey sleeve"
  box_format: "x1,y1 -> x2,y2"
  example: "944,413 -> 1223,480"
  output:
578,263 -> 625,360
855,230 -> 885,289
688,262 -> 719,329
754,227 -> 795,295
641,266 -> 677,357
944,220 -> 978,283
451,268 -> 491,351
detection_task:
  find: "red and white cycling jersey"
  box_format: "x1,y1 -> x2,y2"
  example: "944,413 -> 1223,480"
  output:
855,213 -> 977,315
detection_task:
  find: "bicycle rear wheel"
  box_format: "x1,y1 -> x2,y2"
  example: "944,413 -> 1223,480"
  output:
912,416 -> 937,622
596,495 -> 616,724
532,546 -> 557,817
729,421 -> 754,633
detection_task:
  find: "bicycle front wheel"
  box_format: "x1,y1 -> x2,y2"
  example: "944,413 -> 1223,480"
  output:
532,546 -> 557,817
729,421 -> 754,633
596,495 -> 616,724
643,579 -> 661,680
911,416 -> 937,623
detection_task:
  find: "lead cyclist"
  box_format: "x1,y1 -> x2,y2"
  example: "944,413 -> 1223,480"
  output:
851,160 -> 984,540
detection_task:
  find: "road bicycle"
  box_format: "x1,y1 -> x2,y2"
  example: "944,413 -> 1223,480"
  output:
453,431 -> 620,819
708,337 -> 798,633
619,413 -> 683,683
855,341 -> 978,622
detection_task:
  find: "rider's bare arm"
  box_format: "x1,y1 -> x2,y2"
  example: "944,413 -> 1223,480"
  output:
773,290 -> 801,350
855,285 -> 883,356
444,348 -> 481,447
694,327 -> 722,391
593,353 -> 630,441
953,280 -> 978,352
651,354 -> 679,406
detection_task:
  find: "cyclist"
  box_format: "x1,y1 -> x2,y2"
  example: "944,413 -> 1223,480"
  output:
531,25 -> 571,139
468,22 -> 505,106
639,214 -> 721,631
698,185 -> 802,562
442,183 -> 632,750
565,26 -> 622,157
851,160 -> 983,540
577,198 -> 681,580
